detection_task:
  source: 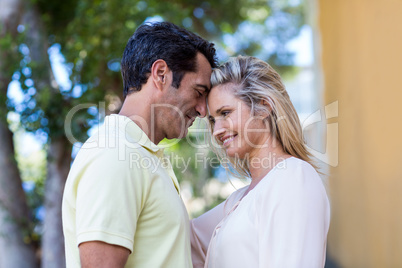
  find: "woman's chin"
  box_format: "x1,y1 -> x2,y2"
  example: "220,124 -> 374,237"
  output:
226,148 -> 246,159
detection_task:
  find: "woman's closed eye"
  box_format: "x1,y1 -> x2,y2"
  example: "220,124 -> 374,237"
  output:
208,109 -> 232,124
220,110 -> 231,117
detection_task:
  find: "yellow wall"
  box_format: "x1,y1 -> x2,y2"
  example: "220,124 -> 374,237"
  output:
319,0 -> 402,267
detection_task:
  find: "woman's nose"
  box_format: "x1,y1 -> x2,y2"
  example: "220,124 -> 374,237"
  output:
213,122 -> 225,138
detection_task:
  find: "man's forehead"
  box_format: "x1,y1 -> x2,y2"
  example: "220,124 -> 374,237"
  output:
179,53 -> 212,91
195,53 -> 212,74
192,73 -> 212,91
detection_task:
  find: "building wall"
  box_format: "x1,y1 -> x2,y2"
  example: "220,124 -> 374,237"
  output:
318,0 -> 402,267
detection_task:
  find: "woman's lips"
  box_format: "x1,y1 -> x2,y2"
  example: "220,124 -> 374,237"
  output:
222,134 -> 237,146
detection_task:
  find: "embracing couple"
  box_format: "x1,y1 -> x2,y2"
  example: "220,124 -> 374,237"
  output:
62,22 -> 330,268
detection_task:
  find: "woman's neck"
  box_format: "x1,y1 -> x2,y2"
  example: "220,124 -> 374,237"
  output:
245,140 -> 291,194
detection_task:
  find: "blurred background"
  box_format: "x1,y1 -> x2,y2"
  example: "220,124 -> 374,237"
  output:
1,0 -> 401,267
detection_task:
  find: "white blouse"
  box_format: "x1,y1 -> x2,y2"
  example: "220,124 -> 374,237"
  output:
190,157 -> 330,268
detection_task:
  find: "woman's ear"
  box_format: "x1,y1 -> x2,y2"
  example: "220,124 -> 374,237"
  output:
151,59 -> 171,91
261,99 -> 272,110
259,98 -> 273,117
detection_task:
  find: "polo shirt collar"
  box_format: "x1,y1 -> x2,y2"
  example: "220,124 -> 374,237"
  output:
109,114 -> 161,154
106,115 -> 181,193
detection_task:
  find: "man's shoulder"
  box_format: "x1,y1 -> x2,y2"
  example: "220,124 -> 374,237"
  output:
75,127 -> 150,160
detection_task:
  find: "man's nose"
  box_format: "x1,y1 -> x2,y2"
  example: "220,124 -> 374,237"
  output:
195,96 -> 207,118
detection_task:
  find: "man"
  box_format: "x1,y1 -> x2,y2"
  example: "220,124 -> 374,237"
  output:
62,21 -> 217,267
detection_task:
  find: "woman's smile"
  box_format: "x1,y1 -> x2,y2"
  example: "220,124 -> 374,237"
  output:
221,134 -> 237,147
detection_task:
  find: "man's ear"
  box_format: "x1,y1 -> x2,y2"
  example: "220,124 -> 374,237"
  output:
151,59 -> 171,91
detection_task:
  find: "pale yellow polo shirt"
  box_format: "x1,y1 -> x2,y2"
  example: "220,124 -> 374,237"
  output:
62,114 -> 192,267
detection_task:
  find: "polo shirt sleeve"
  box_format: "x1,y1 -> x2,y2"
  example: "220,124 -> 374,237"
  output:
258,161 -> 330,268
75,147 -> 147,253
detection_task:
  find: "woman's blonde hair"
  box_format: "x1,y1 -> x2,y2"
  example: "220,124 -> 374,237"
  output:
208,55 -> 317,178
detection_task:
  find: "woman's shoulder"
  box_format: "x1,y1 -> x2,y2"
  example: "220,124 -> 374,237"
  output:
259,157 -> 326,197
252,157 -> 329,215
272,157 -> 320,181
223,185 -> 248,211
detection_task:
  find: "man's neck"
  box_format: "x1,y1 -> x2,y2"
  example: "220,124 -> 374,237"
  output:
119,91 -> 163,145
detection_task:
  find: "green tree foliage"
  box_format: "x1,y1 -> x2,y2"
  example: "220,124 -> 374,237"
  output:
14,0 -> 305,146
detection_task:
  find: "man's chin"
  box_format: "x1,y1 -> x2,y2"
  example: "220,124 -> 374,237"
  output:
176,128 -> 189,139
167,127 -> 188,140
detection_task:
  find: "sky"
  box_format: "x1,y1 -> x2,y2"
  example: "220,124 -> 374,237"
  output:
287,25 -> 313,66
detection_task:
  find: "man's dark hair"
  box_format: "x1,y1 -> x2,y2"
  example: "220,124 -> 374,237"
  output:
121,21 -> 217,97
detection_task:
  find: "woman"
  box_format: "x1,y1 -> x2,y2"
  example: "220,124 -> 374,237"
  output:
190,56 -> 330,268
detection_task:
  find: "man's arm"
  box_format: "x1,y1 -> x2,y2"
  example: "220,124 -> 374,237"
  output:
74,149 -> 144,267
79,241 -> 130,268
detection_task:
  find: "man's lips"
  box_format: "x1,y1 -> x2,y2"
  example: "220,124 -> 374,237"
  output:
186,115 -> 195,126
